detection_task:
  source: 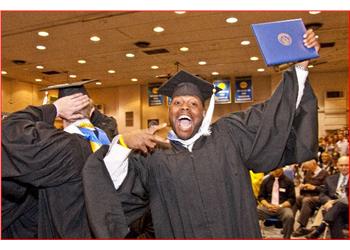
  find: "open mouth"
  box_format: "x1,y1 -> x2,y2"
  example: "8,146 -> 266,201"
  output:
177,115 -> 192,130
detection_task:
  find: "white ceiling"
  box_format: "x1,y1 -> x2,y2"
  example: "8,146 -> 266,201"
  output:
2,11 -> 348,89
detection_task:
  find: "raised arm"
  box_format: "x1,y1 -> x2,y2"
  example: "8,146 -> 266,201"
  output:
2,94 -> 90,186
220,30 -> 320,173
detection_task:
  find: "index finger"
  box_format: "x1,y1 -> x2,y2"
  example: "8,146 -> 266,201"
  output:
148,123 -> 168,134
152,134 -> 170,144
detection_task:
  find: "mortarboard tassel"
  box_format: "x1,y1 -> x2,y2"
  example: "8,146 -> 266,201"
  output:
42,91 -> 49,105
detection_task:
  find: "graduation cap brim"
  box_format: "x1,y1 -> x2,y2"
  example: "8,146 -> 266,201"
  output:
40,79 -> 97,98
158,70 -> 213,102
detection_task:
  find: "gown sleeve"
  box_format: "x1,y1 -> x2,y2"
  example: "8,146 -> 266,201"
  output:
219,66 -> 318,173
2,104 -> 86,186
82,145 -> 150,238
90,109 -> 118,140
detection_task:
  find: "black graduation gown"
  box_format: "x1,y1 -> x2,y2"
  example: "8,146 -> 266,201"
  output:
1,104 -> 117,238
83,67 -> 318,238
90,109 -> 118,140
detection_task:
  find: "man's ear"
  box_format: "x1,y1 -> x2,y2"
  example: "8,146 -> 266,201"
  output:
88,99 -> 95,117
202,110 -> 206,117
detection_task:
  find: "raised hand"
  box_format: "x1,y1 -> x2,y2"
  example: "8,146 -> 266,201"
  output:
296,29 -> 320,68
53,93 -> 90,121
122,123 -> 170,153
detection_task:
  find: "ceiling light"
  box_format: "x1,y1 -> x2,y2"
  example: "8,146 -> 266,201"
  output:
180,47 -> 189,52
108,69 -> 116,74
69,74 -> 77,78
309,11 -> 321,15
96,81 -> 102,85
198,61 -> 207,65
151,65 -> 159,69
153,26 -> 165,33
308,65 -> 314,68
250,56 -> 259,61
36,45 -> 46,50
36,65 -> 44,69
35,78 -> 42,82
126,53 -> 135,58
131,78 -> 138,82
174,11 -> 186,14
211,72 -> 219,75
90,36 -> 101,42
38,31 -> 49,37
257,68 -> 265,72
2,70 -> 8,75
78,59 -> 86,64
241,40 -> 250,46
226,17 -> 238,24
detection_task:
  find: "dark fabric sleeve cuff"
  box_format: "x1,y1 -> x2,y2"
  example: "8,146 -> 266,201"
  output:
41,104 -> 57,124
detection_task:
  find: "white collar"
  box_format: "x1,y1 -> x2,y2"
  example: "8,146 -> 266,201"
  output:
64,118 -> 92,136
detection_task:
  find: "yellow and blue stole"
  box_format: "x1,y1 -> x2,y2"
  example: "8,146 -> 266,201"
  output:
77,122 -> 110,152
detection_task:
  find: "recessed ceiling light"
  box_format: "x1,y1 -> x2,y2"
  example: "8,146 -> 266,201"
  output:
36,65 -> 44,69
226,17 -> 238,24
69,74 -> 77,78
241,40 -> 250,46
131,78 -> 138,82
2,70 -> 8,75
180,47 -> 189,52
108,69 -> 116,74
151,65 -> 159,69
35,78 -> 42,82
126,53 -> 135,58
198,61 -> 207,65
36,45 -> 46,50
309,11 -> 321,15
78,59 -> 86,64
96,81 -> 102,85
38,31 -> 49,37
211,72 -> 219,75
250,56 -> 259,61
308,65 -> 314,68
257,68 -> 265,72
90,36 -> 101,42
174,11 -> 186,14
153,26 -> 165,33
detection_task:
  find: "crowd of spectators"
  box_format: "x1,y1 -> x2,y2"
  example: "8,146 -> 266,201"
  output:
255,128 -> 349,239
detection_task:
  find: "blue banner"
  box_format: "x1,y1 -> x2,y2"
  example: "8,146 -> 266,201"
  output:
148,83 -> 163,106
235,78 -> 253,103
213,80 -> 231,104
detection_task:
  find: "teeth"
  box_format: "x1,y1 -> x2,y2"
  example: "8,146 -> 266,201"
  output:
178,115 -> 191,121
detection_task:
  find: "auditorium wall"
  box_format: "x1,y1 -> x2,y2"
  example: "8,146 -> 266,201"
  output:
2,69 -> 348,137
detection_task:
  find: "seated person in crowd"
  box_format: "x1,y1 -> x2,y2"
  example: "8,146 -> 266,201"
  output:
335,133 -> 348,157
320,152 -> 336,175
257,168 -> 295,238
292,159 -> 328,237
306,156 -> 349,239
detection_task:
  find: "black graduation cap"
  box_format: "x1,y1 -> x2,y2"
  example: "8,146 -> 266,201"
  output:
158,70 -> 215,102
40,79 -> 96,98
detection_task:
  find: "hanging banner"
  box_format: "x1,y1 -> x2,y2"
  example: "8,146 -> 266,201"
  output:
213,80 -> 231,104
148,83 -> 163,106
235,77 -> 253,103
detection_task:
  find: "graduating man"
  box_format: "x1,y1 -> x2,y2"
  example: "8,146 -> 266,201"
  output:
2,80 -> 118,238
83,30 -> 320,238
